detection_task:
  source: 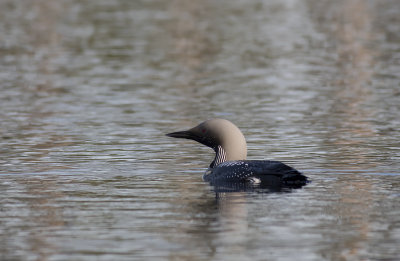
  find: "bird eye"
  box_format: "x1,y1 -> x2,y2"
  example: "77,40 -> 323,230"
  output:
201,128 -> 206,133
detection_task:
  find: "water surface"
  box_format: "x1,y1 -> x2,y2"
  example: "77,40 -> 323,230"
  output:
1,0 -> 399,260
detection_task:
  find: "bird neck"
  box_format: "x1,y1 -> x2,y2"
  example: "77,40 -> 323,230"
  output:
210,145 -> 227,168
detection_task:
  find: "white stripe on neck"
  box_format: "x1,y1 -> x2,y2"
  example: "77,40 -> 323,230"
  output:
214,145 -> 226,166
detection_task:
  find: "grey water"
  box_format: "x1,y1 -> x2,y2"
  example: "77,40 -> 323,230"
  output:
1,0 -> 399,260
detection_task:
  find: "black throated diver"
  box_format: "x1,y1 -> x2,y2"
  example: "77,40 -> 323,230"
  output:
166,118 -> 308,187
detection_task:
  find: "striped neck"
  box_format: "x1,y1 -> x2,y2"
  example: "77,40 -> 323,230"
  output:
210,145 -> 226,168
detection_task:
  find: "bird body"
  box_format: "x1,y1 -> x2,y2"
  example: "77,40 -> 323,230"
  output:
204,160 -> 305,183
166,118 -> 308,188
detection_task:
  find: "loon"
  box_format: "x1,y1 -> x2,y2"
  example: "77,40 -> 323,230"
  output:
166,118 -> 308,188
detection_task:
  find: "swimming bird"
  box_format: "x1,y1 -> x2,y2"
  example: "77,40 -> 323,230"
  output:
166,118 -> 308,189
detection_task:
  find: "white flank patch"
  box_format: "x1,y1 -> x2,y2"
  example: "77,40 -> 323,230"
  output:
247,177 -> 261,184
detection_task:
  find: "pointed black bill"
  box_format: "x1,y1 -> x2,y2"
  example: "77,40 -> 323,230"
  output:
166,130 -> 195,140
166,128 -> 210,147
